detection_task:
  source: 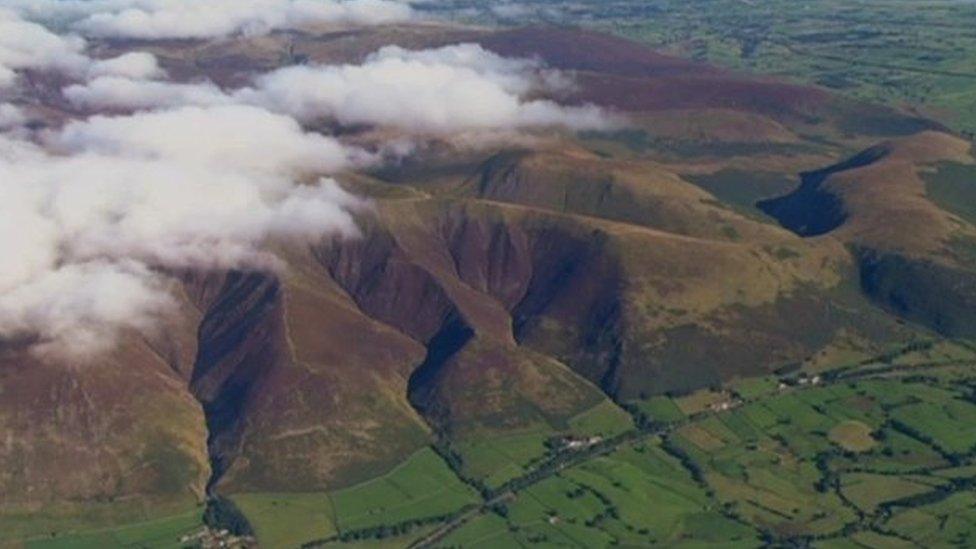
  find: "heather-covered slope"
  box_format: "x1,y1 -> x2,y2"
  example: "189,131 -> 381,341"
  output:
185,266 -> 433,494
0,312 -> 209,538
760,131 -> 976,338
344,151 -> 917,401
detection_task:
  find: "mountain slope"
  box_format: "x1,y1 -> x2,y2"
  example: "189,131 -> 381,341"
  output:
760,131 -> 976,337
3,22 -> 972,540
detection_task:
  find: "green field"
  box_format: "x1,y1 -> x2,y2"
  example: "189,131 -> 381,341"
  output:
673,389 -> 732,416
441,439 -> 758,547
20,349 -> 974,548
630,395 -> 686,424
229,493 -> 337,547
226,448 -> 480,546
452,401 -> 634,489
21,508 -> 203,549
435,513 -> 518,548
890,399 -> 976,456
453,426 -> 556,488
884,490 -> 976,547
924,162 -> 976,227
828,420 -> 876,452
729,376 -> 782,400
652,372 -> 976,543
329,448 -> 480,532
840,473 -> 945,513
566,400 -> 634,439
223,403 -> 637,546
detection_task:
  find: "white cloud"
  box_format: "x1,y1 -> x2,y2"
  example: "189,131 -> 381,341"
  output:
0,2 -> 616,359
88,51 -> 165,79
6,0 -> 413,41
0,106 -> 367,356
62,43 -> 613,135
0,260 -> 173,358
0,66 -> 14,88
50,104 -> 359,174
0,8 -> 90,88
64,76 -> 232,110
240,43 -> 614,133
0,103 -> 26,129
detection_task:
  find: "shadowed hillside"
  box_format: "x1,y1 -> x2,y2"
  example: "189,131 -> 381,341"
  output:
759,131 -> 976,337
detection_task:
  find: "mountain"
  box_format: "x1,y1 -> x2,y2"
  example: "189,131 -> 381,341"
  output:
760,131 -> 976,338
2,19 -> 974,546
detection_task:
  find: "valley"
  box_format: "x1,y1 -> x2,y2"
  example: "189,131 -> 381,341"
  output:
1,3 -> 975,548
32,338 -> 974,547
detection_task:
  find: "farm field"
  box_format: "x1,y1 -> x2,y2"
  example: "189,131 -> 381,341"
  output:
20,508 -> 203,549
228,493 -> 337,547
566,400 -> 635,439
827,420 -> 876,452
223,449 -> 481,546
452,400 -> 634,490
924,163 -> 976,226
440,440 -> 758,547
654,369 -> 976,543
452,428 -> 554,489
630,395 -> 686,425
329,448 -> 481,532
408,343 -> 976,548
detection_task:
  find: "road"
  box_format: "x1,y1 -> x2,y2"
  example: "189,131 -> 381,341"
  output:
410,344 -> 971,547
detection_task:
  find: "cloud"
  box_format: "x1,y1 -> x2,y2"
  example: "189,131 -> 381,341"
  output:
0,260 -> 173,358
0,106 -> 367,356
62,43 -> 615,135
64,76 -> 232,110
0,66 -> 14,88
7,0 -> 413,41
0,103 -> 26,129
50,104 -> 360,174
88,51 -> 165,79
240,43 -> 614,133
0,2 -> 617,359
0,10 -> 161,92
0,8 -> 90,88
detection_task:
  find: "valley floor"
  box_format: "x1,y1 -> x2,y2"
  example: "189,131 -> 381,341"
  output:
25,339 -> 976,548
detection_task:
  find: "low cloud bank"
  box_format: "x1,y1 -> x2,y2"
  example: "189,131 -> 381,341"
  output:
7,0 -> 414,40
66,43 -> 615,134
0,0 -> 412,87
65,76 -> 231,111
0,2 -> 618,359
0,8 -> 89,88
88,51 -> 166,80
243,44 -> 612,133
0,103 -> 25,128
0,106 -> 366,356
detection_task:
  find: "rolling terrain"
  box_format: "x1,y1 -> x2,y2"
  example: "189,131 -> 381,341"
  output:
3,16 -> 976,549
430,0 -> 976,137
